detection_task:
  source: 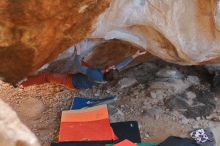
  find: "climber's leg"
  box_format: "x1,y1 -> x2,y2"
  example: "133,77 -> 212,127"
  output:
46,73 -> 76,90
21,72 -> 77,91
21,72 -> 49,87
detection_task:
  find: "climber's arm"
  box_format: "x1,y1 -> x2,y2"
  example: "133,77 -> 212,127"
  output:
74,44 -> 88,75
115,56 -> 134,71
114,50 -> 147,71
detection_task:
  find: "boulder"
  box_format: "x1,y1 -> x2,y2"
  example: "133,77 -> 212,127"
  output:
3,0 -> 220,83
0,0 -> 110,83
92,0 -> 220,65
0,98 -> 40,146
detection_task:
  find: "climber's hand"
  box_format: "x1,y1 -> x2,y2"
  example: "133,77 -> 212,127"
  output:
106,65 -> 116,72
16,78 -> 27,89
75,44 -> 81,55
133,50 -> 147,58
19,85 -> 24,89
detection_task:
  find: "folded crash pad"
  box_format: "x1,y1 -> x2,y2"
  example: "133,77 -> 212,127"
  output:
52,121 -> 142,145
114,140 -> 136,146
111,121 -> 141,143
59,105 -> 117,142
51,141 -> 112,146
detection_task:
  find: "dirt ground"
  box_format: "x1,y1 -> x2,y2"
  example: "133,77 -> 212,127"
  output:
0,59 -> 220,146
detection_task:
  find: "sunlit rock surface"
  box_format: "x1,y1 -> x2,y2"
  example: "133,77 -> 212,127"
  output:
46,39 -> 153,73
0,0 -> 110,83
0,98 -> 40,146
2,0 -> 220,83
91,0 -> 220,65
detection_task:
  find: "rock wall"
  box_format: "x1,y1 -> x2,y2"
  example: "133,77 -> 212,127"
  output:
0,0 -> 110,83
84,39 -> 153,68
2,0 -> 220,83
91,0 -> 220,65
0,98 -> 40,146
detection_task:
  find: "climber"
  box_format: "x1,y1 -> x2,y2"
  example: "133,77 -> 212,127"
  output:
20,44 -> 146,90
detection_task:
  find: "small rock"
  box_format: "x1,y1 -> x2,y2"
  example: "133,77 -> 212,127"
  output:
19,98 -> 46,120
192,123 -> 198,128
150,90 -> 165,100
172,111 -> 181,118
155,114 -> 160,120
186,91 -> 196,99
118,78 -> 138,89
109,105 -> 125,123
156,68 -> 184,79
139,122 -> 143,128
206,113 -> 220,121
150,92 -> 157,99
94,93 -> 100,97
142,107 -> 162,119
181,117 -> 189,124
106,90 -> 111,94
166,109 -> 170,112
185,91 -> 196,105
196,117 -> 201,121
186,76 -> 200,85
144,133 -> 150,138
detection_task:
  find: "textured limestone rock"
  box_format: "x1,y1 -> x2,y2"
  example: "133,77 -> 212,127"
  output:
0,0 -> 110,83
84,39 -> 153,68
92,0 -> 220,65
0,98 -> 40,146
46,39 -> 153,73
3,0 -> 220,83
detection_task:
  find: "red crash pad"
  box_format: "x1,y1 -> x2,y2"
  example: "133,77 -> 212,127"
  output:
59,105 -> 117,142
